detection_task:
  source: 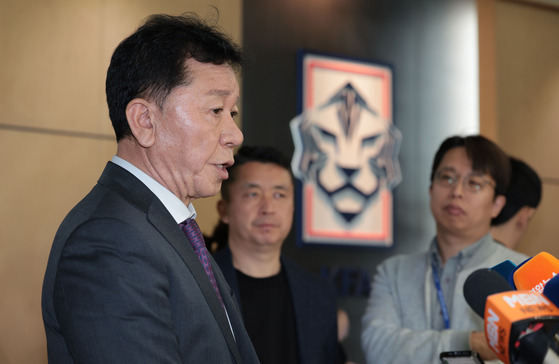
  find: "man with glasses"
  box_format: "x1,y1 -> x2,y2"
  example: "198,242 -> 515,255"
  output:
361,135 -> 527,364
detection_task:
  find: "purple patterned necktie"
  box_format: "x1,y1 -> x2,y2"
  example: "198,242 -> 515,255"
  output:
179,218 -> 224,308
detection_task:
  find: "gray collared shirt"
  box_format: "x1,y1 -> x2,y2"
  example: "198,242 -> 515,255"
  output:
361,232 -> 528,364
429,238 -> 485,330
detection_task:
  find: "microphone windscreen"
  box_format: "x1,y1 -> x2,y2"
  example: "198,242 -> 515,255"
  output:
514,326 -> 549,364
464,268 -> 512,317
514,323 -> 549,364
543,274 -> 559,308
508,256 -> 531,289
492,260 -> 517,281
513,252 -> 559,292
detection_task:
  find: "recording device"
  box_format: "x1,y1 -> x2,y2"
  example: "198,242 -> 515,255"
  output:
440,350 -> 484,364
512,252 -> 559,293
463,268 -> 559,364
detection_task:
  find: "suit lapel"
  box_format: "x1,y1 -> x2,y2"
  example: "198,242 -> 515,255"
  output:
100,163 -> 244,363
147,202 -> 243,363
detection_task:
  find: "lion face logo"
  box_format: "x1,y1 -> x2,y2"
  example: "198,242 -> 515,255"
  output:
291,82 -> 401,224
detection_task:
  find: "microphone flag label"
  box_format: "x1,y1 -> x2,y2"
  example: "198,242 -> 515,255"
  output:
484,290 -> 559,364
513,252 -> 559,293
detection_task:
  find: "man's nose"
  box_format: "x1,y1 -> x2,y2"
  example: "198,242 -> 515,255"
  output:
450,177 -> 464,197
222,117 -> 243,148
260,195 -> 275,214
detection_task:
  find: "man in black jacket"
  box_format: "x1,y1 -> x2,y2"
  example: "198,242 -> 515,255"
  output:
212,145 -> 340,364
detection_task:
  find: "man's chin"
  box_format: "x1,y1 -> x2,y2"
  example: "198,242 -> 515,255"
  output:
194,184 -> 222,200
253,237 -> 284,248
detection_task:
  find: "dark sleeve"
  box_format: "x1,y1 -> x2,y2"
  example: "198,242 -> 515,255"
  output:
53,218 -> 182,364
322,279 -> 342,364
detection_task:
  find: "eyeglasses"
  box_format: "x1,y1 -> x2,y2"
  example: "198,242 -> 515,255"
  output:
434,169 -> 496,193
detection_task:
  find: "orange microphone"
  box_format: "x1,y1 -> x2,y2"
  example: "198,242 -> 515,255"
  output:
513,252 -> 559,293
484,290 -> 559,364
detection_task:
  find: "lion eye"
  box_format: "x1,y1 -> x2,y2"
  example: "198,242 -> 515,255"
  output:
362,134 -> 381,147
318,128 -> 336,144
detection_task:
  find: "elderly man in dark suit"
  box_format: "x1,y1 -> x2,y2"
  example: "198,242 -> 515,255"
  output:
41,14 -> 259,363
211,145 -> 340,364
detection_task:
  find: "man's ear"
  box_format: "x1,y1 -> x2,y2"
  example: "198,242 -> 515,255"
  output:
492,195 -> 507,218
517,206 -> 537,229
217,199 -> 229,224
125,98 -> 156,148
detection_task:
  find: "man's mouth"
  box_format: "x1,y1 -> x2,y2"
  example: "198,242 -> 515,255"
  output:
445,204 -> 464,215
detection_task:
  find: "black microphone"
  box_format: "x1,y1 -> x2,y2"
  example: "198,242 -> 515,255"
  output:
463,268 -> 512,317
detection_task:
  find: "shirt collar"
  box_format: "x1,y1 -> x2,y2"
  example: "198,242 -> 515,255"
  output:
429,233 -> 490,268
111,155 -> 196,223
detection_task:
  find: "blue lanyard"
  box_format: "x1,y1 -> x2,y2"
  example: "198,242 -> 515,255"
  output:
431,261 -> 450,329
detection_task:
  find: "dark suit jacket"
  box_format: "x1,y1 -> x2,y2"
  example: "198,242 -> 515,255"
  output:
214,247 -> 340,364
41,162 -> 259,363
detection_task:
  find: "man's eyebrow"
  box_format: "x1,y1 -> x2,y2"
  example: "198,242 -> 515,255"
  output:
206,89 -> 232,97
438,166 -> 486,176
241,182 -> 290,190
241,182 -> 261,189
